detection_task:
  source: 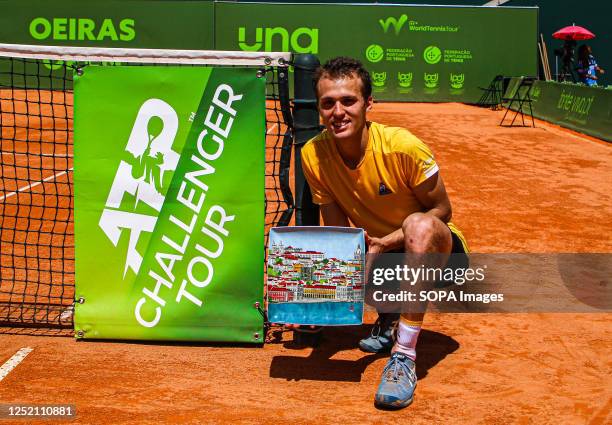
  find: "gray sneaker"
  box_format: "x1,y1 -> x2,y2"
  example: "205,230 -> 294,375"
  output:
359,313 -> 399,353
375,352 -> 417,409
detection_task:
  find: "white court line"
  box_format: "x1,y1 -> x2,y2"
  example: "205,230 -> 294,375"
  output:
266,123 -> 278,134
0,347 -> 33,382
0,167 -> 73,202
1,151 -> 73,158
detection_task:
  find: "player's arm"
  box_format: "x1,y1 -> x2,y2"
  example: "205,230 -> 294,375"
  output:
320,201 -> 350,227
412,171 -> 452,223
367,172 -> 452,253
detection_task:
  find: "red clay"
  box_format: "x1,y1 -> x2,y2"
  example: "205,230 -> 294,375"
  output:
0,102 -> 610,424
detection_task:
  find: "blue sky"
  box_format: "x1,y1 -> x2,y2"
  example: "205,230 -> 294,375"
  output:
269,227 -> 364,260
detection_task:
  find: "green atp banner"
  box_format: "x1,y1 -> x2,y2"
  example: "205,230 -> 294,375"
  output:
215,3 -> 537,102
74,66 -> 265,342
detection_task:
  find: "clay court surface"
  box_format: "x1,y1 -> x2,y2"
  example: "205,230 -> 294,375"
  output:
1,102 -> 610,424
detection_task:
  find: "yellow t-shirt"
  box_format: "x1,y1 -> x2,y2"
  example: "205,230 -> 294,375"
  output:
301,122 -> 467,250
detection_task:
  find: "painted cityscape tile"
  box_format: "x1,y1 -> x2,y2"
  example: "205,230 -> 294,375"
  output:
267,226 -> 365,325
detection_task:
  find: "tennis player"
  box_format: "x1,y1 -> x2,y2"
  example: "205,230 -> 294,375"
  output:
301,57 -> 468,409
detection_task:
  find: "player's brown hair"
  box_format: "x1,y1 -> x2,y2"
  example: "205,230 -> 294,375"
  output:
314,56 -> 372,100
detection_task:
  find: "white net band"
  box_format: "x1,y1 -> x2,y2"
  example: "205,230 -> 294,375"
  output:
0,43 -> 292,67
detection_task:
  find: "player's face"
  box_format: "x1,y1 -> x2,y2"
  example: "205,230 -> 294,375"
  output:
316,75 -> 373,142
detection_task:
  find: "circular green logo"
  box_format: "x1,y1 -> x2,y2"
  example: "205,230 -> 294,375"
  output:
365,44 -> 384,63
423,46 -> 442,64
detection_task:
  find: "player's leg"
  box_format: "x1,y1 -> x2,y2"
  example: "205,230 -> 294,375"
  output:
359,247 -> 399,353
375,212 -> 452,409
361,213 -> 454,354
358,312 -> 399,353
394,212 -> 452,355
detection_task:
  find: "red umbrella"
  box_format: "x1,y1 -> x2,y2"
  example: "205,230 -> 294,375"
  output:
553,25 -> 595,41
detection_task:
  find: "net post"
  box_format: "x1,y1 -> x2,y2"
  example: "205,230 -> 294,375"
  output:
277,66 -> 295,226
293,54 -> 321,226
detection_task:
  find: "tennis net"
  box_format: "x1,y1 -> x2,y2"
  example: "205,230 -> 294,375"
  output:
0,44 -> 294,328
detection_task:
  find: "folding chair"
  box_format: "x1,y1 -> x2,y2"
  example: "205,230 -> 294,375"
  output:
500,76 -> 536,127
477,75 -> 504,110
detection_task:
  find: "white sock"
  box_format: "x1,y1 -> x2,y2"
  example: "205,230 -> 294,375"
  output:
392,318 -> 422,360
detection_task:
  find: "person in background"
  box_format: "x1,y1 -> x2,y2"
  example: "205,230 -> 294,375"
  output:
577,44 -> 605,86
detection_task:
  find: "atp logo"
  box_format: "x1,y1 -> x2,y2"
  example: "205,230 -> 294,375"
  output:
372,72 -> 387,87
450,73 -> 465,89
99,99 -> 180,278
379,14 -> 408,35
398,72 -> 413,88
424,73 -> 439,89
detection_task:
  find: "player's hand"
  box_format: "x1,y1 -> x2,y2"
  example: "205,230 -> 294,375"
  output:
365,231 -> 386,255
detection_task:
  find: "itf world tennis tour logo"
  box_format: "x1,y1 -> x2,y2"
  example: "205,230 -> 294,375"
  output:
98,99 -> 180,278
379,14 -> 408,35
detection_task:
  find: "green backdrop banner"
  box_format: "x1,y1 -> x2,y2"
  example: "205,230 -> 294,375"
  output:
215,2 -> 538,102
0,1 -> 537,102
74,66 -> 265,342
506,79 -> 612,142
0,0 -> 215,88
0,0 -> 214,49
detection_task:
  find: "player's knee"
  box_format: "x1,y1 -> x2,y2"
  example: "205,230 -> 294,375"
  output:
403,213 -> 436,237
402,213 -> 442,251
403,213 -> 434,238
